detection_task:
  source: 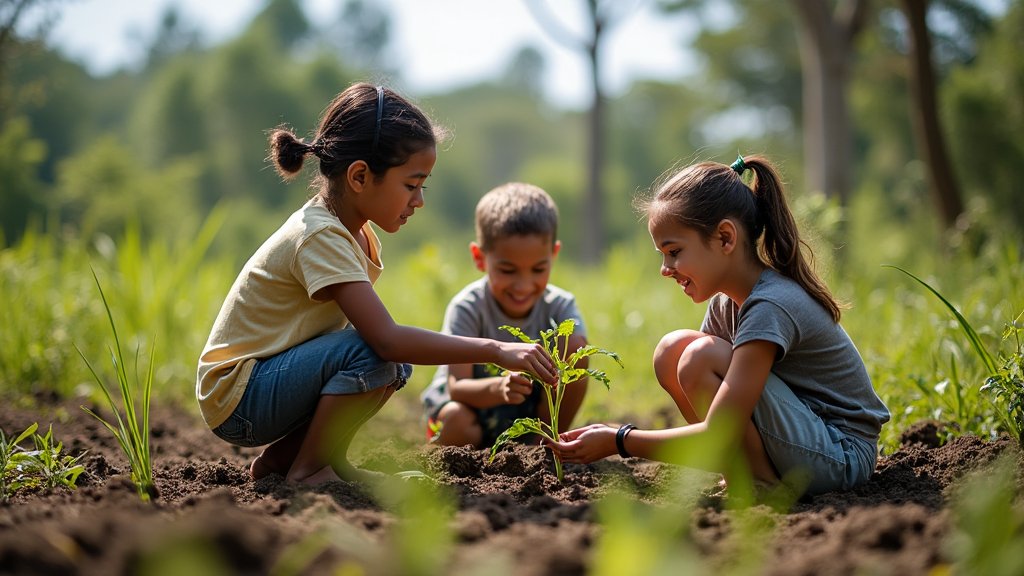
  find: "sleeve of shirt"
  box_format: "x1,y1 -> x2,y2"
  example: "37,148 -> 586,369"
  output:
734,299 -> 798,359
293,226 -> 369,299
445,295 -> 483,338
700,294 -> 732,341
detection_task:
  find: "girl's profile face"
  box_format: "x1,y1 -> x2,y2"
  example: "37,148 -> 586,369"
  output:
648,212 -> 727,304
361,146 -> 436,233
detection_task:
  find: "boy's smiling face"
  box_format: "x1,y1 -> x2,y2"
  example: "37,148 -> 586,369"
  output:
472,234 -> 560,319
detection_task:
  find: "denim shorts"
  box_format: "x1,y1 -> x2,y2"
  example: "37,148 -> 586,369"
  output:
752,373 -> 878,495
212,328 -> 412,447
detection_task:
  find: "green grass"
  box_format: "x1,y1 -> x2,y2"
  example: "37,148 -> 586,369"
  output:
1,205 -> 1022,454
77,267 -> 158,501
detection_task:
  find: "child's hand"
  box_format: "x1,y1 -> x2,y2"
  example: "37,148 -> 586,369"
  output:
497,342 -> 557,385
492,372 -> 534,405
544,424 -> 617,463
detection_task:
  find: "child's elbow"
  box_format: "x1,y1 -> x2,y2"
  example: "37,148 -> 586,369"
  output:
370,333 -> 411,363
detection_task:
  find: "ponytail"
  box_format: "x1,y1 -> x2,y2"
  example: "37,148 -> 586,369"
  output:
744,155 -> 842,322
269,128 -> 315,180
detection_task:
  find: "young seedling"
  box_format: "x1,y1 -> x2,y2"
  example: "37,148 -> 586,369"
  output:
23,424 -> 87,492
76,267 -> 158,501
0,423 -> 38,501
488,318 -> 622,481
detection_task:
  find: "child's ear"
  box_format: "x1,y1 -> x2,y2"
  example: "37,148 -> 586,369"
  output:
346,160 -> 369,192
469,242 -> 486,272
717,219 -> 737,254
552,240 -> 561,258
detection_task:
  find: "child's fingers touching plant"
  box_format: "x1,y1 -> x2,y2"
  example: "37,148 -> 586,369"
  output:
494,341 -> 557,385
496,372 -> 534,405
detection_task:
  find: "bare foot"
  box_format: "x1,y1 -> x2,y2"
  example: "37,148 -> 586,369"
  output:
249,454 -> 287,481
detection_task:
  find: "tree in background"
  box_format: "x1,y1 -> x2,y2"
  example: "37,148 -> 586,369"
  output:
789,0 -> 868,204
329,0 -> 395,78
942,0 -> 1022,230
525,0 -> 640,265
0,117 -> 46,244
897,0 -> 992,229
656,1 -> 806,184
501,45 -> 547,100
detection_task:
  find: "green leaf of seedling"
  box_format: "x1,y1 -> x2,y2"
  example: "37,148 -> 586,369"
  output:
10,423 -> 38,449
586,369 -> 613,390
561,368 -> 589,385
488,417 -> 550,462
567,345 -> 624,369
556,318 -> 577,338
499,325 -> 537,344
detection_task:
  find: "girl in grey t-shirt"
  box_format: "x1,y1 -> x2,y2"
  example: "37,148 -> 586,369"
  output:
546,155 -> 889,496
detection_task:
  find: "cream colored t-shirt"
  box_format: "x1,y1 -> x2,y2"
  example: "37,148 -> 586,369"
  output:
197,197 -> 383,428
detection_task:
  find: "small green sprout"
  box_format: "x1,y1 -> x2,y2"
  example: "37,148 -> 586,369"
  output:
488,318 -> 622,481
1,422 -> 38,500
23,424 -> 87,492
76,267 -> 158,501
2,423 -> 86,498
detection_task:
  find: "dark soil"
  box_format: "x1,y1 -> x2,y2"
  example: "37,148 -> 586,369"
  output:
1,399 -> 1021,575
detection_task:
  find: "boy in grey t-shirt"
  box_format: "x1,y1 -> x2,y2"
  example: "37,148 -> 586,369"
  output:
421,183 -> 588,447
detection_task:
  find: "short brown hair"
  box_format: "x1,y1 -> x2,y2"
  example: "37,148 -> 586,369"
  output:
475,182 -> 559,252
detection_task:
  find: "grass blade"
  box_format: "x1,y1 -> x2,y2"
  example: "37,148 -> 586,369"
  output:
884,265 -> 998,374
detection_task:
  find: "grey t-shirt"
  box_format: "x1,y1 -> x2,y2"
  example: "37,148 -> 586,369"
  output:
701,269 -> 890,442
420,277 -> 586,417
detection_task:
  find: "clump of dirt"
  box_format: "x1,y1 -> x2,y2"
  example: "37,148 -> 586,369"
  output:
0,398 -> 1020,575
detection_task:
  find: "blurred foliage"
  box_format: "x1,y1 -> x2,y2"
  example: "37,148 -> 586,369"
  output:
1,0 -> 1020,259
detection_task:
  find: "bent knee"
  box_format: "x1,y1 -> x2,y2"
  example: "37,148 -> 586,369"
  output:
653,330 -> 704,370
435,402 -> 482,446
654,330 -> 720,388
679,335 -> 731,376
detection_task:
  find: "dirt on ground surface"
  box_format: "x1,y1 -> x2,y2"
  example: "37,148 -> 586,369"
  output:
1,397 -> 1021,576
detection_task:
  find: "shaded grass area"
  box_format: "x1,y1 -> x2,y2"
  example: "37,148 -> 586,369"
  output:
1,207 -> 1022,453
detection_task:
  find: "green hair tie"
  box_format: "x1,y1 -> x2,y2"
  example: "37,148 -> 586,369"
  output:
730,154 -> 746,175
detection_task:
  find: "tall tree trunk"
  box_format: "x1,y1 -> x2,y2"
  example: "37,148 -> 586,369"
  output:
900,0 -> 964,227
790,0 -> 867,205
582,0 -> 606,265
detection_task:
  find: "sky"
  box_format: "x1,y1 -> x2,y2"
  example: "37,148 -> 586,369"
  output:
22,0 -> 699,110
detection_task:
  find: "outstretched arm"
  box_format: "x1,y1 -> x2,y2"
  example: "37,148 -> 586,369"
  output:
321,281 -> 557,384
547,339 -> 776,464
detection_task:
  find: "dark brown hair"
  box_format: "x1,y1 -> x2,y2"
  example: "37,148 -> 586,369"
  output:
268,82 -> 444,196
475,182 -> 559,252
637,155 -> 842,321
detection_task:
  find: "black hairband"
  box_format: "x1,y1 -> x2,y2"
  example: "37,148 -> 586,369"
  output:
372,86 -> 384,152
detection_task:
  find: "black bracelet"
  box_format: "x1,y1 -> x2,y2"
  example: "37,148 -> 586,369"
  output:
616,423 -> 636,458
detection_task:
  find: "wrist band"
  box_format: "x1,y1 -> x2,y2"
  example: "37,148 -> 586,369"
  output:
616,423 -> 636,458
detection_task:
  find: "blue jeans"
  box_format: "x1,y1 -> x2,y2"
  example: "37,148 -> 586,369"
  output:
752,373 -> 878,495
212,328 -> 412,447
